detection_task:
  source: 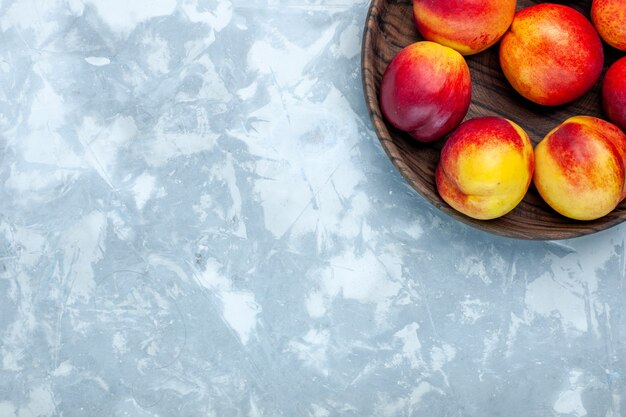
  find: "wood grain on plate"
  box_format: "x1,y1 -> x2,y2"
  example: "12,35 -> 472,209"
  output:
362,0 -> 626,240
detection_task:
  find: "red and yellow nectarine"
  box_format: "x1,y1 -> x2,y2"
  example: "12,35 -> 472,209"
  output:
380,41 -> 471,142
534,116 -> 626,220
413,0 -> 516,56
436,116 -> 534,220
592,0 -> 626,51
499,4 -> 604,106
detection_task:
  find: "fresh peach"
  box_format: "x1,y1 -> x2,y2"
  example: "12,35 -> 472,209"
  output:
499,4 -> 604,106
592,0 -> 626,51
436,117 -> 534,220
413,0 -> 517,56
380,41 -> 471,142
602,57 -> 626,132
533,116 -> 626,220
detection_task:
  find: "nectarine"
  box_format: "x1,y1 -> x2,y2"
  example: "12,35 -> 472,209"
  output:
380,41 -> 471,142
413,0 -> 517,56
592,0 -> 626,51
436,117 -> 534,220
534,116 -> 626,220
603,57 -> 626,133
499,4 -> 604,106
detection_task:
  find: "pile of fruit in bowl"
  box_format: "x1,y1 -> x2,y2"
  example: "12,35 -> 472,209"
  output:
380,0 -> 626,222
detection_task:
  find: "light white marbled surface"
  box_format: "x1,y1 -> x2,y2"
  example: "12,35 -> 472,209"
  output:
0,0 -> 625,416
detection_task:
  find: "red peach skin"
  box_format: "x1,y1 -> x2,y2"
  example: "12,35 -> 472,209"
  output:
592,0 -> 626,51
603,57 -> 626,134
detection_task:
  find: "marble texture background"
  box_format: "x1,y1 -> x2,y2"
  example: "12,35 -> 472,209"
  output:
0,0 -> 625,416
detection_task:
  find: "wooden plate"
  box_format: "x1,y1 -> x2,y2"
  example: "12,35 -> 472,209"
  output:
362,0 -> 626,240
